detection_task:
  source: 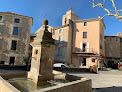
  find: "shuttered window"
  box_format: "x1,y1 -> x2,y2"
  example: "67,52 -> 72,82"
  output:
14,18 -> 20,23
87,42 -> 89,52
0,16 -> 2,21
58,29 -> 63,33
83,32 -> 87,38
13,27 -> 19,35
11,40 -> 17,50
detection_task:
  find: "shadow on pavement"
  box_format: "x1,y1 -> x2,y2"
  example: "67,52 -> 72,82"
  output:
93,86 -> 122,92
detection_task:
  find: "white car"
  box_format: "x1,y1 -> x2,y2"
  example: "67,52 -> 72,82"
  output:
53,63 -> 68,68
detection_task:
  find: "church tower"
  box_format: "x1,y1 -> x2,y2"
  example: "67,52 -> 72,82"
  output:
62,7 -> 79,25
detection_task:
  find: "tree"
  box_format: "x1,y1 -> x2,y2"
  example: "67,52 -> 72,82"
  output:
89,0 -> 122,21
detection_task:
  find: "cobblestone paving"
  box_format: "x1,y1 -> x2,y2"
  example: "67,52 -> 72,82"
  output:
67,70 -> 122,92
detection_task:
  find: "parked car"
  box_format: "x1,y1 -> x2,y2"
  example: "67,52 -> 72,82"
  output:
53,63 -> 68,68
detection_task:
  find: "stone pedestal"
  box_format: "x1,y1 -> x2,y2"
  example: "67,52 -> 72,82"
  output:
28,23 -> 55,84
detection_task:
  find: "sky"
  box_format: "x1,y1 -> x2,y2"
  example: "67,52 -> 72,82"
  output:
0,0 -> 122,35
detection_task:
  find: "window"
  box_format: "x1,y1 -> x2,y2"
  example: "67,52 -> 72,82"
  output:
14,18 -> 20,23
109,44 -> 112,49
56,48 -> 62,56
35,49 -> 38,54
109,52 -> 112,57
58,48 -> 62,56
83,32 -> 87,38
13,27 -> 19,35
92,58 -> 95,62
58,29 -> 63,33
83,43 -> 87,52
100,34 -> 102,49
53,29 -> 55,35
11,40 -> 17,50
65,18 -> 67,24
84,22 -> 87,26
0,16 -> 2,21
110,38 -> 112,41
9,57 -> 15,65
58,36 -> 63,43
82,58 -> 86,66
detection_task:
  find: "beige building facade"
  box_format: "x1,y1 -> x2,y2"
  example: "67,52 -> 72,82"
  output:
72,18 -> 105,68
0,12 -> 33,65
47,9 -> 106,68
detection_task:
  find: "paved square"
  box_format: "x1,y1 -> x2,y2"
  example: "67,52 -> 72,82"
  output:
67,70 -> 122,92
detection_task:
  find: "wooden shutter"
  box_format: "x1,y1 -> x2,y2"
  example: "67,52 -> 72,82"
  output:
87,42 -> 89,52
58,29 -> 60,33
61,28 -> 63,32
60,36 -> 63,43
80,42 -> 83,52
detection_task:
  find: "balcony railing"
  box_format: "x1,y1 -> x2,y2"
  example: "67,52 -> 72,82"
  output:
75,48 -> 98,54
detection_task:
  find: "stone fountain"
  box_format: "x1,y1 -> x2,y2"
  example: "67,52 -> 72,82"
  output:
28,19 -> 55,84
0,19 -> 92,92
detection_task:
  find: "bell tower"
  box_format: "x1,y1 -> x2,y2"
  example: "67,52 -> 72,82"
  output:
62,7 -> 79,25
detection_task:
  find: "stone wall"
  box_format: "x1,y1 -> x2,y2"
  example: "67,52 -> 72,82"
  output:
105,36 -> 120,58
0,65 -> 27,70
53,67 -> 90,72
0,12 -> 33,65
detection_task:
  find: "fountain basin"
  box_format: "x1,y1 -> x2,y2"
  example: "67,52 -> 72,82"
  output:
0,71 -> 92,92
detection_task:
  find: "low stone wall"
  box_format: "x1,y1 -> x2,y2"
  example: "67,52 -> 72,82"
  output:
0,72 -> 92,92
0,65 -> 27,70
53,67 -> 90,72
32,78 -> 92,92
0,72 -> 27,79
0,76 -> 20,92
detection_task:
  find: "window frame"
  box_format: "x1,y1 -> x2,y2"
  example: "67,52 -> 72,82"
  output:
84,22 -> 87,26
11,40 -> 17,50
14,18 -> 20,23
83,32 -> 87,38
13,27 -> 19,35
0,16 -> 3,22
92,58 -> 95,62
65,17 -> 67,25
100,34 -> 102,49
0,16 -> 2,21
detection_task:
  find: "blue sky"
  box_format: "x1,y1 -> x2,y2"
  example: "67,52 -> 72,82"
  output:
0,0 -> 122,35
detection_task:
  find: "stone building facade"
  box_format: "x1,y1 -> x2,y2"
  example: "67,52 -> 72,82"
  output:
104,33 -> 122,68
29,34 -> 36,57
117,33 -> 122,62
0,12 -> 33,65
